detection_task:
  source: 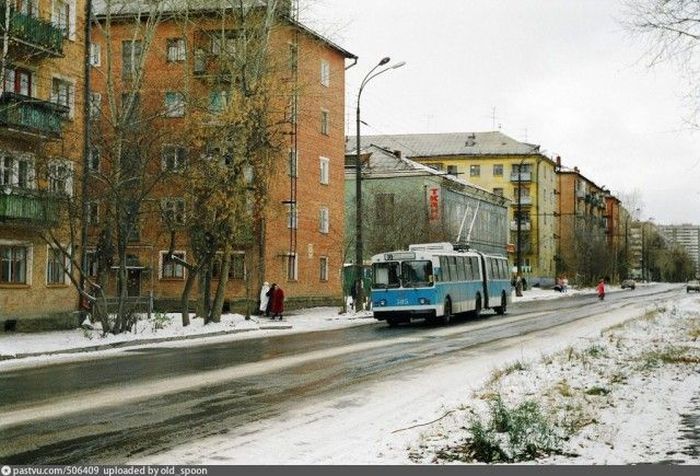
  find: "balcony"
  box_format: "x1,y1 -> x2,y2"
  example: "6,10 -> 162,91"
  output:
513,195 -> 532,206
0,93 -> 69,138
0,8 -> 64,57
510,220 -> 531,231
0,188 -> 59,226
510,171 -> 532,182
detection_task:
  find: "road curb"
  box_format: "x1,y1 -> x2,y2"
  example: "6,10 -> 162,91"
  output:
0,323 -> 294,361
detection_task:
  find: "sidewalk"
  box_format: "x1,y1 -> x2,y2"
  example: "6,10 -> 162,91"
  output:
0,306 -> 374,363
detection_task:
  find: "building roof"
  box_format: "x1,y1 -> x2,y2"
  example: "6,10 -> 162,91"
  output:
346,145 -> 510,207
346,131 -> 543,158
93,0 -> 357,59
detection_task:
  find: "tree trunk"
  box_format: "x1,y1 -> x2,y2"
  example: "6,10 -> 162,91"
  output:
180,269 -> 196,327
211,251 -> 231,323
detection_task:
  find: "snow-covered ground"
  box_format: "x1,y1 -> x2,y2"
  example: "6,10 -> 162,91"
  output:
132,289 -> 700,465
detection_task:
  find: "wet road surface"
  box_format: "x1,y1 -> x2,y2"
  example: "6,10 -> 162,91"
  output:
0,284 -> 682,463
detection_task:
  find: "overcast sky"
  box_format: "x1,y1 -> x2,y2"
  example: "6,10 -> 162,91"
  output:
303,0 -> 699,226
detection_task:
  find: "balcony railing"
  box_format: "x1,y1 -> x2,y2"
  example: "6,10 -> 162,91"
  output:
0,92 -> 69,138
514,195 -> 532,206
510,171 -> 532,182
0,8 -> 64,57
510,220 -> 531,231
0,188 -> 59,225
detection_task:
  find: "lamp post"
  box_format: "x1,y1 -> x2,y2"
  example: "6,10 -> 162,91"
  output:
354,57 -> 405,309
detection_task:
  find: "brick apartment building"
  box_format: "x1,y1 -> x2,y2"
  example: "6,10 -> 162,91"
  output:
1,0 -> 87,331
89,1 -> 355,310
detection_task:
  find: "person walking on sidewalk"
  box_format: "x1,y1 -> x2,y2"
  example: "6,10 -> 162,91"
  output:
597,278 -> 606,301
269,283 -> 285,320
259,281 -> 271,316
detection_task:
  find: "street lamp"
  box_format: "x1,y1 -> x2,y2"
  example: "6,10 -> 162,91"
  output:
354,57 -> 405,309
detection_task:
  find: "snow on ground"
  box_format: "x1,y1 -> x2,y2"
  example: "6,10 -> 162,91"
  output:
134,290 -> 700,465
0,306 -> 373,369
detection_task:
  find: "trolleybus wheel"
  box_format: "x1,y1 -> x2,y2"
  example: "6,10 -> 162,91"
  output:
495,292 -> 507,315
441,298 -> 453,325
473,294 -> 482,319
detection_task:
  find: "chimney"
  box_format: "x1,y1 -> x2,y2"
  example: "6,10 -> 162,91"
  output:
394,150 -> 401,158
574,166 -> 580,173
556,155 -> 561,170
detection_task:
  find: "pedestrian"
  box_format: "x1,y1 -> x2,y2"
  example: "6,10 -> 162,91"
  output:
562,276 -> 569,293
269,283 -> 285,320
515,275 -> 523,297
596,278 -> 606,301
554,276 -> 563,292
259,281 -> 271,316
265,283 -> 276,317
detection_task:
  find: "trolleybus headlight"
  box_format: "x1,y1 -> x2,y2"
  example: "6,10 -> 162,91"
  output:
418,297 -> 430,305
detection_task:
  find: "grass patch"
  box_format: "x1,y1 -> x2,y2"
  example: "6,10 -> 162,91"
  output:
439,396 -> 563,463
585,344 -> 607,358
555,380 -> 574,398
640,346 -> 700,370
584,386 -> 611,396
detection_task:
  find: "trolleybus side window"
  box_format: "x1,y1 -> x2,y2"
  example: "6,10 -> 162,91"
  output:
401,260 -> 433,287
372,262 -> 400,288
440,257 -> 449,282
448,256 -> 458,282
471,257 -> 481,280
456,256 -> 466,281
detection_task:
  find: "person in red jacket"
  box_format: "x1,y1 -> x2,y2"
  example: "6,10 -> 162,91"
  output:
269,283 -> 285,320
596,278 -> 606,301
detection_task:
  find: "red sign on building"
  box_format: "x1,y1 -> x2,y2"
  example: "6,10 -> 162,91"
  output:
428,187 -> 440,222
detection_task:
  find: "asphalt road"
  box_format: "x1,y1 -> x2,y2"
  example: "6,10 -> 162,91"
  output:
0,284 -> 682,463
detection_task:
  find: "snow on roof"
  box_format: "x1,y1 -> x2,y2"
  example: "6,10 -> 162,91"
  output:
346,131 -> 543,158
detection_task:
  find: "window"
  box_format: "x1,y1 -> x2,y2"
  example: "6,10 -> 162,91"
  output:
375,192 -> 395,219
52,0 -> 71,38
166,38 -> 186,62
288,150 -> 298,177
320,60 -> 330,87
493,188 -> 504,197
161,198 -> 185,225
164,92 -> 185,117
212,253 -> 245,280
88,146 -> 100,172
87,202 -> 99,225
90,43 -> 101,66
48,160 -> 73,196
208,90 -> 229,113
4,68 -> 32,95
89,92 -> 101,119
86,251 -> 98,277
121,92 -> 140,122
319,256 -> 329,282
122,40 -> 143,79
0,155 -> 34,188
194,49 -> 206,74
47,247 -> 67,285
319,207 -> 329,234
493,164 -> 503,176
161,252 -> 185,279
0,245 -> 28,284
286,253 -> 298,281
447,165 -> 458,176
320,109 -> 329,135
287,205 -> 298,229
162,145 -> 186,171
469,164 -> 480,177
212,34 -> 237,56
319,157 -> 329,184
51,77 -> 74,117
17,0 -> 39,16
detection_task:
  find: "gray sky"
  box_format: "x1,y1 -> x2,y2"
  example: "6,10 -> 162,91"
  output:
303,0 -> 699,225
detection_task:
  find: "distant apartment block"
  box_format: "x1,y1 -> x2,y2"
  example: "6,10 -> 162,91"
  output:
659,224 -> 700,277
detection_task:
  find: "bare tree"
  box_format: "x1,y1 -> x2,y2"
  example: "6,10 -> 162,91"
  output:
622,0 -> 700,124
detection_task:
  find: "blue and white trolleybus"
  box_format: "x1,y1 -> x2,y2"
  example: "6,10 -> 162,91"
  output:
370,242 -> 511,326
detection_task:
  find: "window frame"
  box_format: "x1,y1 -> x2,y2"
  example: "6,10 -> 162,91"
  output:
320,109 -> 329,135
0,244 -> 30,285
320,59 -> 330,87
46,246 -> 69,285
319,207 -> 329,234
160,251 -> 186,280
166,38 -> 186,62
469,164 -> 481,177
319,256 -> 329,282
319,156 -> 330,184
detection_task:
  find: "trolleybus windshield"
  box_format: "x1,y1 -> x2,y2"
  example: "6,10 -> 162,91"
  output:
372,262 -> 401,289
401,260 -> 433,288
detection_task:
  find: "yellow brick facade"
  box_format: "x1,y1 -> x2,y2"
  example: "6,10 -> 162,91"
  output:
1,0 -> 86,330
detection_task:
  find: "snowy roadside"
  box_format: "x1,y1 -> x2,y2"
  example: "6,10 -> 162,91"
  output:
134,290 -> 699,465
